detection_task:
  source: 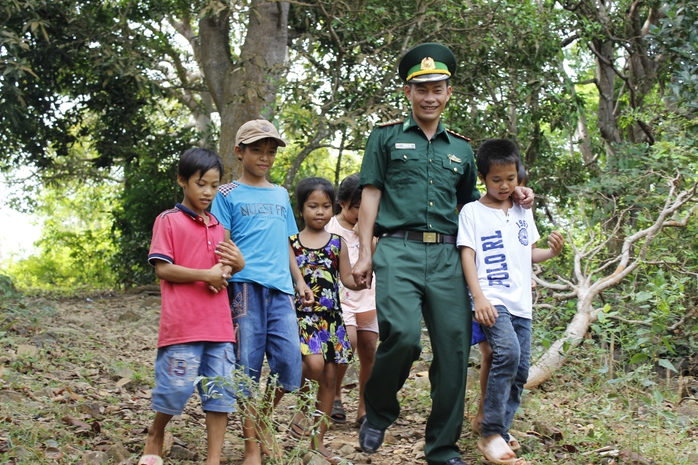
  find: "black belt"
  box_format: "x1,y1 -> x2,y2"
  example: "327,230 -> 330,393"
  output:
381,230 -> 457,244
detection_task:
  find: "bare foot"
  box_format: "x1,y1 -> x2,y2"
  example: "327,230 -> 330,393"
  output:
471,415 -> 483,435
242,439 -> 262,465
259,428 -> 283,461
143,430 -> 164,457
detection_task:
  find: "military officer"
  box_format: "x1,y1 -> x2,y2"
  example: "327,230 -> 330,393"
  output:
352,42 -> 534,465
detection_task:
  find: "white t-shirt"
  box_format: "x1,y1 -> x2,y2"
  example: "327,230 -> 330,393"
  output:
456,201 -> 540,319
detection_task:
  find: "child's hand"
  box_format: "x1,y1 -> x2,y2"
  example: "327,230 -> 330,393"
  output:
297,282 -> 315,307
206,265 -> 233,293
473,297 -> 498,327
547,231 -> 565,257
216,240 -> 245,273
206,263 -> 230,293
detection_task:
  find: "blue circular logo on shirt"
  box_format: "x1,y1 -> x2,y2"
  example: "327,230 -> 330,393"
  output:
518,228 -> 529,246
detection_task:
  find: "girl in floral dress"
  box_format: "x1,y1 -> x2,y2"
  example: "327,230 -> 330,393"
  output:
290,177 -> 359,464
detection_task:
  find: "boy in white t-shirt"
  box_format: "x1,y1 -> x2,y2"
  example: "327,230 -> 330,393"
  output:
457,139 -> 564,465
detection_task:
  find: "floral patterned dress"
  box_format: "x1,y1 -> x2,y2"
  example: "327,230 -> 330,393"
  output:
291,233 -> 353,364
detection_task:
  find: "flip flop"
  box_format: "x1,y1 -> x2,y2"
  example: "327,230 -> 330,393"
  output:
314,448 -> 343,465
477,436 -> 526,465
289,420 -> 309,439
330,399 -> 346,424
508,433 -> 521,451
138,455 -> 163,465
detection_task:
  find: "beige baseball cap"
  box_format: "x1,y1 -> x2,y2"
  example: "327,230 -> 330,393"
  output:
235,119 -> 286,147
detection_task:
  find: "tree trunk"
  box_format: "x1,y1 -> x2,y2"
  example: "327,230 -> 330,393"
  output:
199,0 -> 289,183
594,37 -> 622,166
526,297 -> 595,389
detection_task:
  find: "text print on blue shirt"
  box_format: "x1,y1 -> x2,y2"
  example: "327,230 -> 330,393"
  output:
481,231 -> 509,288
239,203 -> 287,219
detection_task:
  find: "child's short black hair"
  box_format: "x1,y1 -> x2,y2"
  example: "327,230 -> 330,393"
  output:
178,147 -> 224,181
334,173 -> 362,215
295,177 -> 335,211
476,139 -> 521,177
517,163 -> 528,186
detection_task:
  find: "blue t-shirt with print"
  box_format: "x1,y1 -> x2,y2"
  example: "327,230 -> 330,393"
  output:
211,181 -> 298,295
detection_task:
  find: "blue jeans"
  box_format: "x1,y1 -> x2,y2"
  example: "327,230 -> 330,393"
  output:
152,342 -> 236,415
480,305 -> 531,441
228,282 -> 302,394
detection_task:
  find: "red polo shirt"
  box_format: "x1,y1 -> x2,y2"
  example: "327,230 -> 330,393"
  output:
148,204 -> 235,348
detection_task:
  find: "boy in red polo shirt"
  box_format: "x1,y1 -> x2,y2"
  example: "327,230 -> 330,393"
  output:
139,148 -> 245,465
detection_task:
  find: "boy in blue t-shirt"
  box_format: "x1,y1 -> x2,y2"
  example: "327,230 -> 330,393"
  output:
211,119 -> 312,465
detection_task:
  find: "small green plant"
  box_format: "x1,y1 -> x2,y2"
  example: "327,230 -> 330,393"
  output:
199,370 -> 335,465
0,271 -> 19,299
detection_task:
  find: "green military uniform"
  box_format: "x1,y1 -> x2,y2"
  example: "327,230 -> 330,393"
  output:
359,109 -> 479,464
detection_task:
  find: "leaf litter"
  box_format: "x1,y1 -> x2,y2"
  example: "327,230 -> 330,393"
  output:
0,291 -> 696,464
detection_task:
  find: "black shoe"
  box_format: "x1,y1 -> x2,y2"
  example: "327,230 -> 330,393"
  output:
443,458 -> 470,465
358,419 -> 385,454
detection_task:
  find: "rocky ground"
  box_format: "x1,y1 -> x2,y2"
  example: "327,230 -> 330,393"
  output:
1,289 -> 697,464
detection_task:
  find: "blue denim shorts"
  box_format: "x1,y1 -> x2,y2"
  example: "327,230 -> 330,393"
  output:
228,282 -> 302,394
151,342 -> 236,415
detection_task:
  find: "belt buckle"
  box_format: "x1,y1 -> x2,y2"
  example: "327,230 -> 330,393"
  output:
422,232 -> 437,243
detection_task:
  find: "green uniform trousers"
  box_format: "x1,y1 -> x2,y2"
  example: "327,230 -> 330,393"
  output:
364,236 -> 472,465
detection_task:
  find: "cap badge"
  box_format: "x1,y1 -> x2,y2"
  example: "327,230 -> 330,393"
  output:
421,57 -> 436,71
447,154 -> 462,163
262,125 -> 271,132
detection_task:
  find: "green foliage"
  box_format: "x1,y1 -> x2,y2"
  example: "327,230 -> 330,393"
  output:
650,0 -> 698,112
4,179 -> 118,291
271,144 -> 362,209
0,0 -> 171,171
111,148 -> 183,286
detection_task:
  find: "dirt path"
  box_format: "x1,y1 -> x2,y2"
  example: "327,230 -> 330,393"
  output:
8,291 -> 694,464
3,291 -> 479,464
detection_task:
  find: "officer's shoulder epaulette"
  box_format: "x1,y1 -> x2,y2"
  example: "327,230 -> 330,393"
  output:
379,120 -> 403,127
446,129 -> 471,142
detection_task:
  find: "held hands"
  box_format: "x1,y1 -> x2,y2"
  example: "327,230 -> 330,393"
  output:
512,186 -> 535,209
473,296 -> 498,327
297,281 -> 315,307
216,240 -> 245,274
351,254 -> 373,290
206,263 -> 230,293
547,230 -> 565,257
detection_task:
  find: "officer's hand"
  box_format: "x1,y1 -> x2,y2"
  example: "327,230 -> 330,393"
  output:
351,254 -> 373,290
512,186 -> 535,209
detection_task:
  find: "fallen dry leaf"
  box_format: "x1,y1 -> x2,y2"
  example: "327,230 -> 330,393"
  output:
61,414 -> 93,433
